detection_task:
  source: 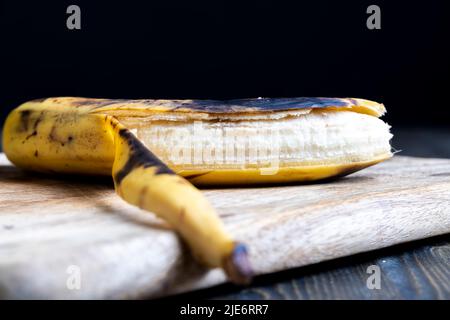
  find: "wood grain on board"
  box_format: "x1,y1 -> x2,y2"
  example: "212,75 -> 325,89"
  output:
0,154 -> 449,299
209,234 -> 450,300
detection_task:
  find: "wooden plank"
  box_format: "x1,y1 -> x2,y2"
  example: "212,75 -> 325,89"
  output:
0,154 -> 449,299
204,235 -> 450,300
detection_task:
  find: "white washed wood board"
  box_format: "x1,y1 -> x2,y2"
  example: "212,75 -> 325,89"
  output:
0,154 -> 449,299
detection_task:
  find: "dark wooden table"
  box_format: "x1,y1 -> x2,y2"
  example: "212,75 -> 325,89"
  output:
166,127 -> 450,300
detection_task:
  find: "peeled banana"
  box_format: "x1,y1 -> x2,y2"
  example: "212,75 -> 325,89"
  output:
2,97 -> 393,284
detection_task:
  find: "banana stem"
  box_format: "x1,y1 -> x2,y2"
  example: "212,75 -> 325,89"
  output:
223,243 -> 253,284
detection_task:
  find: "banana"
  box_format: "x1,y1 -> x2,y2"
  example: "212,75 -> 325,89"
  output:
2,97 -> 393,284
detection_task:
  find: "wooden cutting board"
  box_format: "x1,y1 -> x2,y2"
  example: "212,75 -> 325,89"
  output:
0,154 -> 449,299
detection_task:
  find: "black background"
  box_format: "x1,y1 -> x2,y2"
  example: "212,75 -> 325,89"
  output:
0,0 -> 449,128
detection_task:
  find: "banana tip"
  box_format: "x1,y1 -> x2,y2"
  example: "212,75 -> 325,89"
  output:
223,242 -> 253,285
